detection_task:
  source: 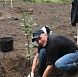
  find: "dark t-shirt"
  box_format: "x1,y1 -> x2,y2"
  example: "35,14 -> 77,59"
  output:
37,34 -> 78,65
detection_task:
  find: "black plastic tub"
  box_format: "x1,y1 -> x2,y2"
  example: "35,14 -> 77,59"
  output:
0,37 -> 13,52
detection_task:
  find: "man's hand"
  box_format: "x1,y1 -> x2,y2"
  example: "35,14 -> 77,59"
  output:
27,72 -> 34,77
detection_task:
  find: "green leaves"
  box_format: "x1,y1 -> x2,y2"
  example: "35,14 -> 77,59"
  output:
30,18 -> 33,23
22,12 -> 28,18
21,13 -> 28,21
19,13 -> 37,35
26,50 -> 33,60
19,22 -> 25,26
19,12 -> 37,61
26,53 -> 33,57
32,23 -> 37,25
29,44 -> 33,48
25,43 -> 28,45
27,18 -> 33,23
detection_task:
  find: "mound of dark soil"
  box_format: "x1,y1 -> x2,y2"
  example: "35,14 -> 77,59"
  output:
10,7 -> 41,15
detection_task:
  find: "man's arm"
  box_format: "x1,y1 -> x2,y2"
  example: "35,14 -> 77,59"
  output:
27,53 -> 39,77
43,65 -> 54,77
31,53 -> 39,73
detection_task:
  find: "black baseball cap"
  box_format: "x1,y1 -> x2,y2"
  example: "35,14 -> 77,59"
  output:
32,29 -> 44,42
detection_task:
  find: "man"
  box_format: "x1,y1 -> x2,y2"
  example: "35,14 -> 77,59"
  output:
28,29 -> 78,77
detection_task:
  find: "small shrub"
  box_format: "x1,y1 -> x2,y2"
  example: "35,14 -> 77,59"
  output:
19,12 -> 37,75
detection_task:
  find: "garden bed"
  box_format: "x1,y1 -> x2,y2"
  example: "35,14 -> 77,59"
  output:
0,1 -> 77,77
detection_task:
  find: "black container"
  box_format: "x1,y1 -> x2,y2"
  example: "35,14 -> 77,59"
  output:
0,37 -> 13,52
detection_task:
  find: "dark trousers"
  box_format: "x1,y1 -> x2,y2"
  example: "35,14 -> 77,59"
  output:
38,48 -> 47,77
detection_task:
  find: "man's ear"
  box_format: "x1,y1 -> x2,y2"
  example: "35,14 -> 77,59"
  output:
45,33 -> 47,36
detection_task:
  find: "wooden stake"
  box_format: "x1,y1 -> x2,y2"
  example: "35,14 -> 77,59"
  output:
11,0 -> 13,8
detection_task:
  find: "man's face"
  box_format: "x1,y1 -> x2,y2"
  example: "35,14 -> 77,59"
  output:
35,33 -> 47,47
